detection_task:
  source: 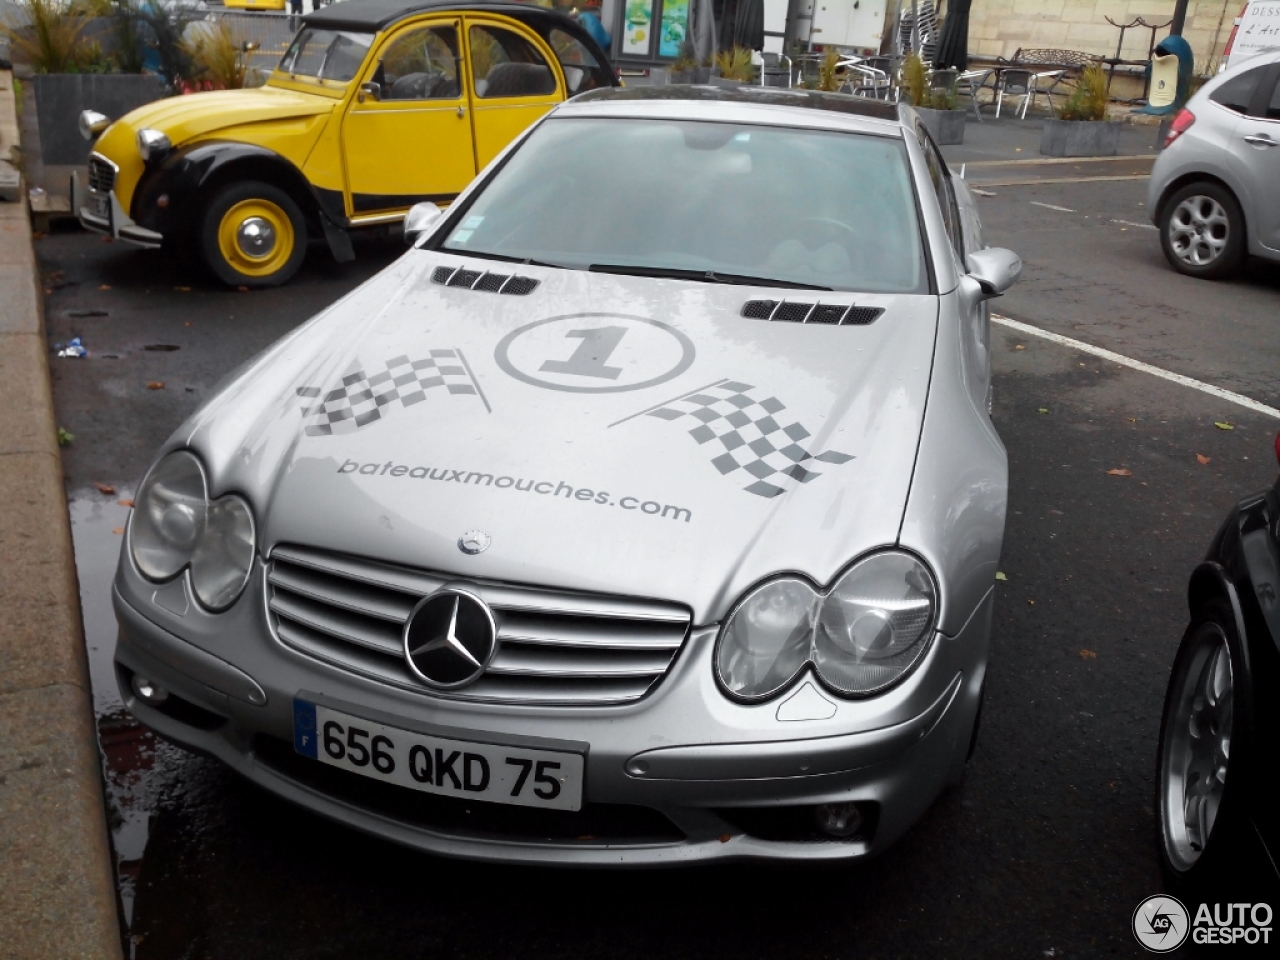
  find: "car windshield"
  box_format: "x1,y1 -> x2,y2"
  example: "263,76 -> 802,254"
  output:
278,29 -> 373,83
438,117 -> 928,293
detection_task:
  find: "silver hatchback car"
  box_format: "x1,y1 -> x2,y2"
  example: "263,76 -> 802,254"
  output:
1149,49 -> 1280,279
113,84 -> 1020,865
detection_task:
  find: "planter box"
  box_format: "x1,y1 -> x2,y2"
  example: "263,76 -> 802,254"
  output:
32,73 -> 167,166
916,107 -> 966,145
1039,118 -> 1122,157
708,76 -> 749,89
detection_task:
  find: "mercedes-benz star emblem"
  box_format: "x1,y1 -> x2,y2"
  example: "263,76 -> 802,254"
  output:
458,530 -> 491,555
403,589 -> 497,688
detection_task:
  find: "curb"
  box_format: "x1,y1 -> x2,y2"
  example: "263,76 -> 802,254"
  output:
0,69 -> 124,960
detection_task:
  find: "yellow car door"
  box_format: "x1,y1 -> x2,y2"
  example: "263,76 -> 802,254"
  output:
341,18 -> 476,217
463,17 -> 564,171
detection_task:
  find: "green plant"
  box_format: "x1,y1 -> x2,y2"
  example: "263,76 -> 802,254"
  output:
670,38 -> 697,73
816,48 -> 840,92
181,20 -> 249,89
926,83 -> 958,110
714,46 -> 754,82
900,51 -> 928,108
2,0 -> 90,73
1057,62 -> 1109,121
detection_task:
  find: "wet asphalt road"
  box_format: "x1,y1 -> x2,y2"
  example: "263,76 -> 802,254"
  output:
40,170 -> 1280,959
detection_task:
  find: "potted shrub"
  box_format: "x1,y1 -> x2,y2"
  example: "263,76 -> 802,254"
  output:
902,52 -> 965,145
668,38 -> 698,84
1040,62 -> 1121,157
710,46 -> 754,87
3,0 -> 167,168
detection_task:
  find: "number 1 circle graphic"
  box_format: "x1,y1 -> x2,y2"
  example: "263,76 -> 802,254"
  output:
494,314 -> 696,394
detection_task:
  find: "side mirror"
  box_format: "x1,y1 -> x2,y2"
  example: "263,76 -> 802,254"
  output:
359,81 -> 382,102
404,202 -> 444,245
965,247 -> 1022,298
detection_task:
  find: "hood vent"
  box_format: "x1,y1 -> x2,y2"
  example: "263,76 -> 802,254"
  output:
742,299 -> 884,326
432,265 -> 540,296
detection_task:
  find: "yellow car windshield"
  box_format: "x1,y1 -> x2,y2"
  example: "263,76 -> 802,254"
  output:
279,29 -> 374,82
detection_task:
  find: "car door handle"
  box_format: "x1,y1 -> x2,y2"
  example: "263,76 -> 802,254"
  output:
456,106 -> 465,118
1243,133 -> 1277,147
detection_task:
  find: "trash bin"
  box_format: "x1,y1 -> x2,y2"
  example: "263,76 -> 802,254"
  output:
1143,34 -> 1194,115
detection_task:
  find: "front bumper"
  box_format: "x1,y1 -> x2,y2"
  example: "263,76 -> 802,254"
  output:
75,155 -> 163,249
112,560 -> 991,866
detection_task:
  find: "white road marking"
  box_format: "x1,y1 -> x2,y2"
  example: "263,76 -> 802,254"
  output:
965,155 -> 1156,167
1029,201 -> 1077,213
972,174 -> 1150,187
991,314 -> 1280,420
1111,218 -> 1158,231
971,188 -> 998,197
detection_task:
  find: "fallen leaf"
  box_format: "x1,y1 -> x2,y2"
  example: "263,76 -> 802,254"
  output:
184,321 -> 193,327
995,571 -> 1007,581
112,527 -> 124,535
1214,421 -> 1234,431
718,834 -> 731,843
1106,468 -> 1132,476
1127,417 -> 1136,423
118,499 -> 134,508
56,427 -> 74,446
93,482 -> 116,495
1014,344 -> 1025,350
237,286 -> 250,293
147,381 -> 165,390
98,284 -> 111,290
1038,407 -> 1049,414
1079,649 -> 1097,660
175,286 -> 191,292
1196,453 -> 1211,465
1027,599 -> 1035,606
100,236 -> 113,243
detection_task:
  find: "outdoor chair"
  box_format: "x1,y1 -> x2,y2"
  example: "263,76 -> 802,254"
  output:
758,52 -> 792,87
956,68 -> 993,121
995,67 -> 1065,118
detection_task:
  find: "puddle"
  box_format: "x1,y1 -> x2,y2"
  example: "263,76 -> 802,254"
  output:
68,491 -> 155,955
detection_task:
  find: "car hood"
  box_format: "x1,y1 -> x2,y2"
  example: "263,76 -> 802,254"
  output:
182,253 -> 939,625
105,85 -> 334,146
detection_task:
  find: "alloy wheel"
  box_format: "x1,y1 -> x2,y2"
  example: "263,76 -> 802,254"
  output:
1167,195 -> 1230,267
1160,622 -> 1233,872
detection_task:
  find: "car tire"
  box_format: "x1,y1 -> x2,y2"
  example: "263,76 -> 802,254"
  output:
1158,182 -> 1247,280
199,181 -> 308,288
1155,598 -> 1253,897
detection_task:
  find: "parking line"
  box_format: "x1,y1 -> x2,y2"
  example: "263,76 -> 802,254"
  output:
1029,201 -> 1076,213
1111,219 -> 1158,231
991,314 -> 1280,419
972,175 -> 1150,187
964,155 -> 1155,167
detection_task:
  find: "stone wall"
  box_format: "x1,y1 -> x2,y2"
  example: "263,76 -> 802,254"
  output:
966,0 -> 1240,72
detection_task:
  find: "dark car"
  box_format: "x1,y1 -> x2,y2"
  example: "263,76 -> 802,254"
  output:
1156,429 -> 1280,896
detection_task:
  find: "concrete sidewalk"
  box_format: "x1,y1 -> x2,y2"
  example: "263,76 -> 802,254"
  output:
0,69 -> 123,960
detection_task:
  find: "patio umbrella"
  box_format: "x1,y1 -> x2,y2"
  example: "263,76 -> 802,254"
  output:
691,0 -> 717,63
933,0 -> 973,69
733,0 -> 763,50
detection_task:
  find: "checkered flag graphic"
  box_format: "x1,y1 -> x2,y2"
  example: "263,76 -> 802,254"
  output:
297,351 -> 482,436
645,381 -> 854,498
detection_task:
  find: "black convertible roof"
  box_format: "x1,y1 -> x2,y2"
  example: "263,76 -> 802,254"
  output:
303,0 -> 573,32
573,85 -> 904,123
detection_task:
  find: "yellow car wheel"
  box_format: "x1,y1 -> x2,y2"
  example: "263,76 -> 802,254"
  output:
199,181 -> 308,288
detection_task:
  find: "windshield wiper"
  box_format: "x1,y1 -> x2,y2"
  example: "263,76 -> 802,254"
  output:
444,249 -> 566,269
588,263 -> 831,291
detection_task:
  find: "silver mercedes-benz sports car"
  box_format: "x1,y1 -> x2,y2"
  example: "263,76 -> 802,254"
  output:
113,84 -> 1022,865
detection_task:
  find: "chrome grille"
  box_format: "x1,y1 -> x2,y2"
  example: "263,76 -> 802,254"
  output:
267,545 -> 691,706
87,155 -> 116,193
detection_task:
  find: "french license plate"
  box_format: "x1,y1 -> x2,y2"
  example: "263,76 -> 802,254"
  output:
90,194 -> 109,220
292,698 -> 585,811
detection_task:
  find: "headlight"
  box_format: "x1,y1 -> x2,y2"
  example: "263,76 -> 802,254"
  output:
79,110 -> 110,141
136,128 -> 171,161
129,452 -> 256,611
715,551 -> 937,702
